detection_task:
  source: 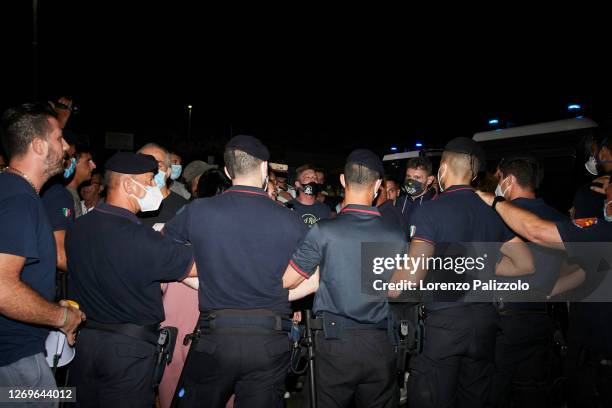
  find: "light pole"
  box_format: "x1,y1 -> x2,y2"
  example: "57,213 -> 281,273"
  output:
187,105 -> 193,140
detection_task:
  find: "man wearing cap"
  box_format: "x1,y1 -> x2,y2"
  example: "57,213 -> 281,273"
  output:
393,137 -> 533,408
284,149 -> 407,407
65,152 -> 197,408
183,160 -> 218,199
164,135 -> 307,407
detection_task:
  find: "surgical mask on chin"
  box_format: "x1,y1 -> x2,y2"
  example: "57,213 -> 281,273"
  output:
262,175 -> 269,191
154,170 -> 167,189
170,164 -> 182,180
495,177 -> 512,198
437,166 -> 447,192
604,203 -> 612,222
131,179 -> 164,212
63,157 -> 76,179
585,155 -> 599,176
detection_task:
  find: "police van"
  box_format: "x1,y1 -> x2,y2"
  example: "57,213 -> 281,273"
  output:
383,117 -> 598,213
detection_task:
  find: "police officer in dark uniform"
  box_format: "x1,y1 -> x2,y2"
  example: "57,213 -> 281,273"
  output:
66,152 -> 196,408
398,138 -> 532,408
477,180 -> 612,408
490,155 -> 568,408
284,149 -> 406,408
164,135 -> 307,408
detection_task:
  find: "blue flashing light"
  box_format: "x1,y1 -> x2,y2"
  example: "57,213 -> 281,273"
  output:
488,119 -> 499,125
415,143 -> 423,148
178,388 -> 185,398
568,104 -> 581,111
390,146 -> 398,152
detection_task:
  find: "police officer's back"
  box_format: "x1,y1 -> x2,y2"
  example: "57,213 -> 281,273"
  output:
66,152 -> 196,408
403,138 -> 529,408
164,135 -> 307,408
285,149 -> 406,408
490,156 -> 568,408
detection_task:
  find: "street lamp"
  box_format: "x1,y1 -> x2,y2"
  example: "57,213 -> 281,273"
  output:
187,105 -> 193,140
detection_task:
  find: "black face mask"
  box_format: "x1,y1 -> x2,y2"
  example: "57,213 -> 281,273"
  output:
302,182 -> 321,196
404,178 -> 425,197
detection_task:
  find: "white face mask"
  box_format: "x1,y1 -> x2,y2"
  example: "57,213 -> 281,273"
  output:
131,178 -> 164,212
585,155 -> 599,176
495,176 -> 511,198
437,165 -> 447,192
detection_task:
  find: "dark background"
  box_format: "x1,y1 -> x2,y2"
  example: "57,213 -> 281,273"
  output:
2,2 -> 611,169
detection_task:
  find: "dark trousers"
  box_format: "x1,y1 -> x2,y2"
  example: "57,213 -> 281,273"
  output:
68,328 -> 157,408
306,329 -> 398,408
490,313 -> 554,408
173,332 -> 291,408
407,303 -> 498,408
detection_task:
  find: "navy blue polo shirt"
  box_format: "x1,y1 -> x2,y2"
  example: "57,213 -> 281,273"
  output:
378,200 -> 404,230
411,185 -> 514,243
410,185 -> 515,306
507,198 -> 568,300
0,173 -> 56,366
557,220 -> 612,354
163,185 -> 308,315
290,204 -> 407,324
572,173 -> 611,219
557,219 -> 612,244
65,203 -> 194,325
395,188 -> 437,237
41,178 -> 75,231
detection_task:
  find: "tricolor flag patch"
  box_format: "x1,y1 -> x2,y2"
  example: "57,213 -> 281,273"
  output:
62,208 -> 72,218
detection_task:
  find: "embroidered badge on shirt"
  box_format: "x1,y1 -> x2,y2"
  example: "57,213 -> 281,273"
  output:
62,208 -> 72,218
572,217 -> 598,228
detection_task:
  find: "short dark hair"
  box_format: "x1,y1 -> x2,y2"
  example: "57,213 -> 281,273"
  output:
223,148 -> 262,178
500,157 -> 543,191
296,164 -> 316,179
384,175 -> 399,186
197,168 -> 231,198
344,162 -> 380,187
406,157 -> 432,175
1,103 -> 58,159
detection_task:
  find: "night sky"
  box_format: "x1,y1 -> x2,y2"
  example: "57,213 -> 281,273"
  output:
3,2 -> 611,165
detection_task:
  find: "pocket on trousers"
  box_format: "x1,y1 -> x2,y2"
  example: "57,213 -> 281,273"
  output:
192,337 -> 218,356
264,336 -> 291,358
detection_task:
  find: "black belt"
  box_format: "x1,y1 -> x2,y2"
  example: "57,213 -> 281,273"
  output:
197,309 -> 292,333
83,320 -> 160,345
498,302 -> 548,316
310,313 -> 388,331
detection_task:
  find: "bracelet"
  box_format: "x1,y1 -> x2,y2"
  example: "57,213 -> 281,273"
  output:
57,306 -> 68,328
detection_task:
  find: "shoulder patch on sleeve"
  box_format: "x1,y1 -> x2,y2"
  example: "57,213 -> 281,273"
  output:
572,217 -> 598,229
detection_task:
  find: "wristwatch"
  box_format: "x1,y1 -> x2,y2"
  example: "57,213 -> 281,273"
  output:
491,195 -> 506,211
